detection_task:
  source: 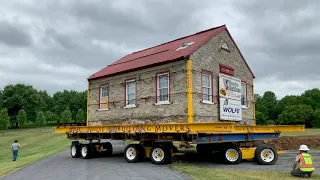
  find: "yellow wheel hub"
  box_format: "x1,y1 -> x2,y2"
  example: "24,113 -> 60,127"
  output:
229,151 -> 236,159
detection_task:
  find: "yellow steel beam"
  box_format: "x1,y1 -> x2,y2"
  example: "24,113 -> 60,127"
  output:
55,122 -> 305,134
186,59 -> 193,123
86,81 -> 90,126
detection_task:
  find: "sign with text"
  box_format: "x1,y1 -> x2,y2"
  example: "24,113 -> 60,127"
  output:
219,97 -> 242,121
218,73 -> 241,100
219,73 -> 242,121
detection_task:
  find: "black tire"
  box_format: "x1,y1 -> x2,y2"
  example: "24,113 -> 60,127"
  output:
124,144 -> 144,163
70,143 -> 81,158
80,144 -> 92,159
255,144 -> 278,165
221,145 -> 242,164
149,145 -> 171,165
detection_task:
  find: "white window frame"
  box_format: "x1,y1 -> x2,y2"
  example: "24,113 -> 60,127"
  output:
100,85 -> 109,110
125,79 -> 136,108
201,72 -> 213,104
156,72 -> 170,105
241,82 -> 248,108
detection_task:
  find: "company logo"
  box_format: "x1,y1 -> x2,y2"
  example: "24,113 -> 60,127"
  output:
223,78 -> 240,93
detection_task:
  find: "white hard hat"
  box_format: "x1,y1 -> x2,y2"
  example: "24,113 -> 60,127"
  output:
299,145 -> 310,151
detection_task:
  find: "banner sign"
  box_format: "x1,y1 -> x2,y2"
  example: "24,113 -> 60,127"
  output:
219,73 -> 242,121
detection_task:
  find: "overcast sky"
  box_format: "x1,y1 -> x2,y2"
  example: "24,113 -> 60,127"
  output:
0,0 -> 319,99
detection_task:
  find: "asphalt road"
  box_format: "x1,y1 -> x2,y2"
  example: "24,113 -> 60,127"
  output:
1,141 -> 190,180
2,141 -> 319,180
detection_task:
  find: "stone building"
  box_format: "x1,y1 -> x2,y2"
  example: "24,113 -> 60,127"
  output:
87,24 -> 255,126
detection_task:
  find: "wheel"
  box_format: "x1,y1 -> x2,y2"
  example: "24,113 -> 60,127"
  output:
81,144 -> 92,159
150,145 -> 170,164
70,143 -> 80,158
221,146 -> 242,164
255,144 -> 278,165
124,144 -> 144,163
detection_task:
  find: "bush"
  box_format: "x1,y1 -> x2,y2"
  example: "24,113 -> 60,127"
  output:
36,111 -> 46,126
17,109 -> 27,127
0,108 -> 10,130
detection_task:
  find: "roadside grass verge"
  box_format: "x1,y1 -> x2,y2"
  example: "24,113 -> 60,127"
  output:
0,126 -> 69,176
280,128 -> 320,137
170,163 -> 320,180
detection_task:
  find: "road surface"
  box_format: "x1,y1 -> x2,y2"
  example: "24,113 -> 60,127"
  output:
1,141 -> 189,180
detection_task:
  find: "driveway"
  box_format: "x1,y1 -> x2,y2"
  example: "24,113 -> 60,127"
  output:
1,140 -> 189,180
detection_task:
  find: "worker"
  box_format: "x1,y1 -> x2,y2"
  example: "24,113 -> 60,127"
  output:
291,144 -> 315,178
11,140 -> 20,161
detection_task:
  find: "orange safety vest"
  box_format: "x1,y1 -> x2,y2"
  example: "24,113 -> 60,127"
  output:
298,153 -> 315,172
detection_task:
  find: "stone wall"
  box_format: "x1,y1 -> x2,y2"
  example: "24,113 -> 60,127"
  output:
88,61 -> 188,126
189,29 -> 255,125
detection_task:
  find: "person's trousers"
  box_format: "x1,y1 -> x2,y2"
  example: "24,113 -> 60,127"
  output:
12,150 -> 18,161
291,169 -> 313,177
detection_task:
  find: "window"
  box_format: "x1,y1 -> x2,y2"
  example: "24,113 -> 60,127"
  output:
241,82 -> 247,107
100,85 -> 109,110
125,79 -> 136,107
156,72 -> 169,104
202,71 -> 213,103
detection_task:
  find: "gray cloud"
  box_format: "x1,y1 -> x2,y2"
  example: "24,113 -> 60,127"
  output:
0,0 -> 319,98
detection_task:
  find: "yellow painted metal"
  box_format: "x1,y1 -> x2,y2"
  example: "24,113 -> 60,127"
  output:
186,59 -> 193,123
55,122 -> 305,134
144,147 -> 151,158
86,81 -> 90,126
252,79 -> 256,126
95,145 -> 106,153
240,147 -> 256,159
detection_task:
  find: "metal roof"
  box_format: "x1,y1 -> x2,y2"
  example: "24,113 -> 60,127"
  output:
88,24 -> 255,80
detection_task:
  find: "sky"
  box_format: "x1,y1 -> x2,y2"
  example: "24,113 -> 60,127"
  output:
0,0 -> 319,99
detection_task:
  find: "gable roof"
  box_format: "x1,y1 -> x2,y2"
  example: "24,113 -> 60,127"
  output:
88,24 -> 255,80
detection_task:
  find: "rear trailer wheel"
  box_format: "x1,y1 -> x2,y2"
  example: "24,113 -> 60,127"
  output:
81,144 -> 92,159
255,144 -> 278,165
150,145 -> 170,164
70,144 -> 80,158
124,144 -> 144,163
222,146 -> 242,164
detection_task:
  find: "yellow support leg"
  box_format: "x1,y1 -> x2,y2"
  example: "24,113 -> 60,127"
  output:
186,59 -> 193,123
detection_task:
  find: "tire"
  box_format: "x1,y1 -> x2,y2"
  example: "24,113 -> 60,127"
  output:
150,145 -> 170,164
255,144 -> 278,165
81,144 -> 92,159
221,145 -> 242,164
103,142 -> 113,157
70,143 -> 81,158
124,144 -> 144,163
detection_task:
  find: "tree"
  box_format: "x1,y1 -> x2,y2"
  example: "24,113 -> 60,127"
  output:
17,109 -> 27,127
35,111 -> 46,126
300,88 -> 320,110
255,111 -> 267,125
61,107 -> 72,123
0,108 -> 10,130
45,111 -> 60,123
76,108 -> 86,123
313,109 -> 320,128
278,105 -> 314,127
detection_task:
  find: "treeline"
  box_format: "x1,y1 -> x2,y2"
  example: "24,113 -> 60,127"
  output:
0,83 -> 319,130
255,88 -> 320,128
0,84 -> 87,130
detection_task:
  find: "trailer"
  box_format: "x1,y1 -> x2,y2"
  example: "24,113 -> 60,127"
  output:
55,122 -> 304,165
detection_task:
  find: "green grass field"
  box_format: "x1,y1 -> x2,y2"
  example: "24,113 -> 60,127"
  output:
280,128 -> 320,136
0,126 -> 70,176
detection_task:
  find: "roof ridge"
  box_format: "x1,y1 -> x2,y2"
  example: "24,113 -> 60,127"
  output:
131,24 -> 226,54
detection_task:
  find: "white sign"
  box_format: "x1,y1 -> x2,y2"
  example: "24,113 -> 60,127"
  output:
218,73 -> 242,121
218,73 -> 241,100
219,97 -> 242,121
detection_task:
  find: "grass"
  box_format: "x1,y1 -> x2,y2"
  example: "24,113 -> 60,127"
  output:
280,128 -> 320,137
0,126 -> 70,176
171,163 -> 320,180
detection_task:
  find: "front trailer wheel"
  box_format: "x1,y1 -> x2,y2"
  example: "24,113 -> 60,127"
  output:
81,144 -> 92,159
221,145 -> 242,164
150,145 -> 170,164
124,144 -> 144,163
255,144 -> 278,165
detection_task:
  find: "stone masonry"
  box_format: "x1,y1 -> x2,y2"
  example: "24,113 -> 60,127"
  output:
190,29 -> 254,125
88,29 -> 254,126
88,61 -> 189,125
